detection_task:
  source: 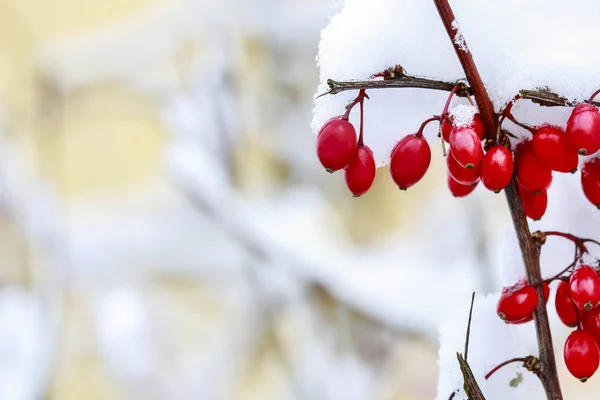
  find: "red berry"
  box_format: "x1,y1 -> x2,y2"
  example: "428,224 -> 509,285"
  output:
441,118 -> 453,142
583,308 -> 600,346
480,145 -> 514,193
447,174 -> 478,197
570,265 -> 600,311
344,145 -> 376,197
556,280 -> 580,327
532,125 -> 579,173
496,280 -> 538,323
441,114 -> 485,142
509,283 -> 550,324
471,113 -> 486,141
564,330 -> 600,382
449,127 -> 483,169
518,185 -> 547,221
316,117 -> 357,172
514,140 -> 553,194
566,103 -> 600,156
581,158 -> 600,209
389,134 -> 431,190
447,150 -> 480,186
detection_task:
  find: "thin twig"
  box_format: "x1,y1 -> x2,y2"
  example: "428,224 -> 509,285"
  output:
464,292 -> 476,361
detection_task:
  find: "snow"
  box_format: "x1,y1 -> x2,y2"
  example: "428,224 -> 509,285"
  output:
313,0 -> 600,165
450,105 -> 476,128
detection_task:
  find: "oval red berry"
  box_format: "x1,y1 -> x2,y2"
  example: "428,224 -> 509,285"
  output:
316,118 -> 357,172
344,145 -> 376,197
389,135 -> 431,190
480,145 -> 513,192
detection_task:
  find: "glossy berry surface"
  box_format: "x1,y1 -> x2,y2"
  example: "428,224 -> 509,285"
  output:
564,330 -> 600,382
389,135 -> 431,190
532,125 -> 579,173
449,127 -> 484,169
480,145 -> 513,192
515,140 -> 553,194
447,175 -> 477,198
581,158 -> 600,208
447,150 -> 480,186
566,103 -> 600,156
570,265 -> 600,311
510,283 -> 550,324
316,118 -> 357,172
441,114 -> 485,142
441,118 -> 453,142
344,145 -> 376,197
496,281 -> 538,323
556,279 -> 579,328
583,308 -> 600,347
518,185 -> 547,221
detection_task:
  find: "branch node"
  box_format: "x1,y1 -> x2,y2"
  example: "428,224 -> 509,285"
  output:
532,231 -> 547,247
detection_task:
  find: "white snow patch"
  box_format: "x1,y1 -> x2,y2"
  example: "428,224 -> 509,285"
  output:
450,104 -> 476,128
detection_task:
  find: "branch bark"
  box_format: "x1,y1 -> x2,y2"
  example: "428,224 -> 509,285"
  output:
433,0 -> 563,399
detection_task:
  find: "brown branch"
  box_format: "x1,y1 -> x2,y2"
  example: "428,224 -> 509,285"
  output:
519,89 -> 600,108
320,75 -> 471,97
433,1 -> 563,399
457,353 -> 487,400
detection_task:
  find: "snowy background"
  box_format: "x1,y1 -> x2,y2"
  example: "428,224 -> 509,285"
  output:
0,0 -> 597,399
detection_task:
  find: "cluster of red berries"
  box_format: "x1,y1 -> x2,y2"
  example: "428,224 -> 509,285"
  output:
496,232 -> 600,382
316,86 -> 600,216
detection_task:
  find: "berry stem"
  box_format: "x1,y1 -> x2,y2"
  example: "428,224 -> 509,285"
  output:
544,231 -> 590,254
484,357 -> 529,380
416,116 -> 442,138
358,90 -> 365,145
442,85 -> 461,118
588,88 -> 600,103
505,111 -> 536,134
342,89 -> 368,121
434,0 -> 563,398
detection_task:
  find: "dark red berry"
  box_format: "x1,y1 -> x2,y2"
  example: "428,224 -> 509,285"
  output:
533,125 -> 579,173
480,145 -> 513,193
564,330 -> 600,382
496,280 -> 538,323
583,308 -> 600,346
566,103 -> 600,156
556,280 -> 580,328
518,185 -> 547,221
441,118 -> 453,142
514,140 -> 552,194
389,134 -> 431,190
582,158 -> 600,209
344,145 -> 376,197
449,127 -> 483,169
447,175 -> 478,197
471,113 -> 486,141
510,282 -> 550,324
316,117 -> 357,172
447,150 -> 480,186
570,265 -> 600,311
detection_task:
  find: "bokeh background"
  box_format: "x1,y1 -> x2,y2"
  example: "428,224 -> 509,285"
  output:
0,1 -> 542,399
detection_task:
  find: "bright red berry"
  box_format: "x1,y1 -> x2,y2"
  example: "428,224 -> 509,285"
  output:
512,282 -> 550,324
532,125 -> 579,173
518,185 -> 547,221
514,140 -> 553,194
570,265 -> 600,311
583,307 -> 600,347
447,175 -> 478,197
449,127 -> 483,169
344,145 -> 376,197
441,114 -> 485,142
446,150 -> 480,186
564,330 -> 600,382
496,280 -> 538,323
480,145 -> 513,193
581,158 -> 600,209
556,280 -> 580,328
566,103 -> 600,156
389,134 -> 431,190
316,117 -> 357,172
